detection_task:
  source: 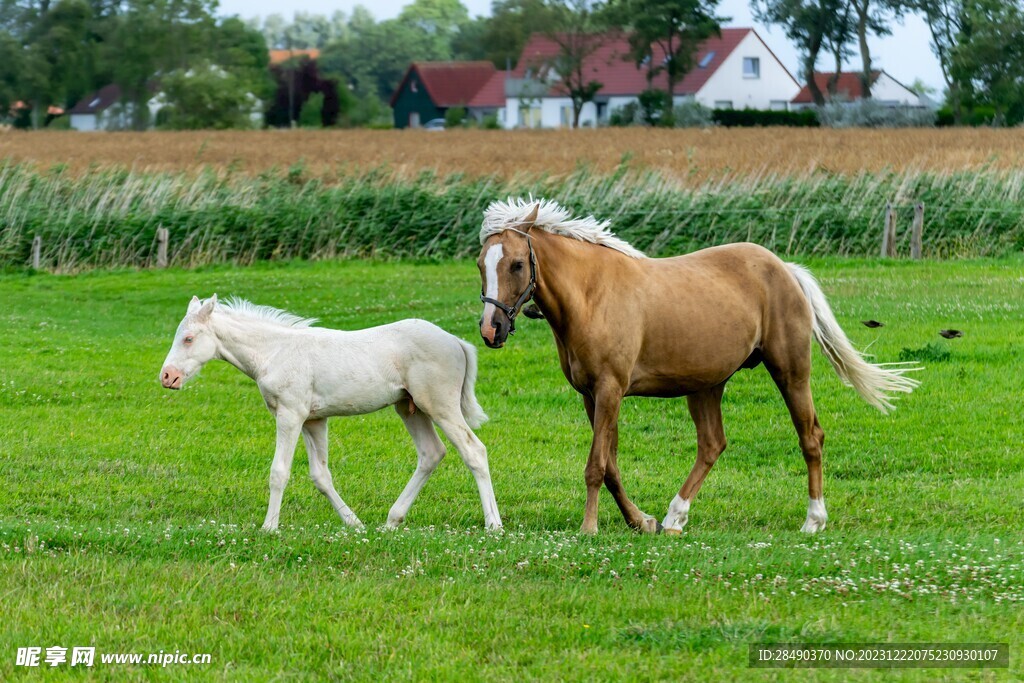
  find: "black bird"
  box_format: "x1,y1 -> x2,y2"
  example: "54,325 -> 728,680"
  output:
939,329 -> 963,339
861,320 -> 884,328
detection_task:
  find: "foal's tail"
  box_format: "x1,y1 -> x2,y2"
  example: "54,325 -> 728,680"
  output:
457,340 -> 489,429
787,263 -> 921,414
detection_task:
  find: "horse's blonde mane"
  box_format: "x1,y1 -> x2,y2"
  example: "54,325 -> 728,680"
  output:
218,298 -> 318,328
480,197 -> 646,259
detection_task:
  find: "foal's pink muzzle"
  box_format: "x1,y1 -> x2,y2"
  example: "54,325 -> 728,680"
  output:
161,366 -> 184,390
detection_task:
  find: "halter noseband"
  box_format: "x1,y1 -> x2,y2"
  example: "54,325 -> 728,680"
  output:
480,228 -> 538,335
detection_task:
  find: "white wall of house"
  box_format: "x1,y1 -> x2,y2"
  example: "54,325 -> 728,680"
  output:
695,31 -> 800,110
503,97 -> 602,128
871,72 -> 923,106
69,114 -> 98,131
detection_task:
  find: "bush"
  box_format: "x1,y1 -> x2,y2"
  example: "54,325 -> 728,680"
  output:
713,108 -> 819,127
445,106 -> 467,128
609,101 -> 641,127
671,101 -> 713,128
638,89 -> 672,126
817,99 -> 936,128
299,93 -> 324,128
481,113 -> 501,130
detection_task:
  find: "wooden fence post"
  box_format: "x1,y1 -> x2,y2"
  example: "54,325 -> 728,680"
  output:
881,203 -> 897,258
910,203 -> 924,260
31,235 -> 41,270
156,227 -> 169,268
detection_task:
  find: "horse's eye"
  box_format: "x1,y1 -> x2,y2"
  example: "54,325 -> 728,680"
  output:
510,261 -> 524,272
184,336 -> 194,345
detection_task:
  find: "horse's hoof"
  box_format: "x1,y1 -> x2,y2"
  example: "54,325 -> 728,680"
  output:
639,516 -> 660,534
663,528 -> 682,536
579,524 -> 598,536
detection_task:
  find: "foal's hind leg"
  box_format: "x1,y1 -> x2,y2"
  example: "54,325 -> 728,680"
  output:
431,410 -> 502,530
662,383 -> 727,534
384,400 -> 447,529
302,419 -> 364,529
764,355 -> 827,533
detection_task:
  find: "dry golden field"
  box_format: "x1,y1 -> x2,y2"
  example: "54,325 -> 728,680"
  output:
1,128 -> 1023,180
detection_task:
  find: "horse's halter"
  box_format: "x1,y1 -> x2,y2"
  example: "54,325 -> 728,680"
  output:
479,228 -> 538,335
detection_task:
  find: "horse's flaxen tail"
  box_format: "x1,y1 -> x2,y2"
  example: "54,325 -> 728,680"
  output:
457,339 -> 489,429
787,263 -> 921,414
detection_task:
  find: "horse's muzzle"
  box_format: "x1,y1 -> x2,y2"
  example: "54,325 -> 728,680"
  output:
481,315 -> 510,349
161,366 -> 184,390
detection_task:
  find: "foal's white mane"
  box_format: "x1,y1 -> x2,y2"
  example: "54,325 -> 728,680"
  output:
480,197 -> 647,259
215,298 -> 318,328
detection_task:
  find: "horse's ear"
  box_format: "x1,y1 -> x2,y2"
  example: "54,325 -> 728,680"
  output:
187,296 -> 201,314
521,203 -> 540,233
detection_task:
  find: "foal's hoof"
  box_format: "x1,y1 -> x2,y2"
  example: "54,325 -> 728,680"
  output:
260,524 -> 279,534
800,518 -> 827,533
663,528 -> 682,536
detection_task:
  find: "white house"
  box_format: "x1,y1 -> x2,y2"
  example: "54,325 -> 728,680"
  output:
501,28 -> 801,128
790,70 -> 927,108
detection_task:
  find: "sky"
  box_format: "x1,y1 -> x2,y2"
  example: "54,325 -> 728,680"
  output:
217,0 -> 946,94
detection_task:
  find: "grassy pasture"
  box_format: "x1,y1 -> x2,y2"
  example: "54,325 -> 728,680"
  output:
0,258 -> 1021,680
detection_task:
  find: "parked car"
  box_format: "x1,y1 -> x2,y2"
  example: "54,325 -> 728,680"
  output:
422,118 -> 446,131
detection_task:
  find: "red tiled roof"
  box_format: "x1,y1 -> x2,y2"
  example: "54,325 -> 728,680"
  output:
791,71 -> 880,103
467,71 -> 505,108
511,28 -> 752,96
391,61 -> 498,107
269,49 -> 320,65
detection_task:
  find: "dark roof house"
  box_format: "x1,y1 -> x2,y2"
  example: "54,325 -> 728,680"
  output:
390,61 -> 505,129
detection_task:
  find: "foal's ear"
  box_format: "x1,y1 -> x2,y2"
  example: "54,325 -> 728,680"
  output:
187,295 -> 201,314
195,294 -> 217,322
520,203 -> 540,233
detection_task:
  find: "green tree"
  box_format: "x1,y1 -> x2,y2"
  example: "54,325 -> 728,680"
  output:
156,62 -> 260,129
753,0 -> 851,106
605,0 -> 723,123
950,0 -> 1024,125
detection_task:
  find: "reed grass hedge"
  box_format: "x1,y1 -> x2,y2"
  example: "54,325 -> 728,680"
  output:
2,162 -> 1022,271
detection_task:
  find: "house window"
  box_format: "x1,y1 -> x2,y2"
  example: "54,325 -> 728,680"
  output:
743,57 -> 760,79
698,52 -> 715,69
769,100 -> 788,111
410,80 -> 418,93
714,100 -> 733,109
519,105 -> 541,128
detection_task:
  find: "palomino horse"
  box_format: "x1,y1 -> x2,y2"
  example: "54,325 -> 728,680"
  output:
477,198 -> 919,534
160,295 -> 502,531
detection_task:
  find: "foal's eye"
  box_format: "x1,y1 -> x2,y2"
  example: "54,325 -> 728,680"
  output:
510,260 -> 524,272
184,336 -> 194,345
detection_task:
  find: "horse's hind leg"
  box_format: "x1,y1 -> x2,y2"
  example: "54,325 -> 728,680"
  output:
385,400 -> 447,529
764,355 -> 827,533
662,383 -> 727,534
302,419 -> 363,529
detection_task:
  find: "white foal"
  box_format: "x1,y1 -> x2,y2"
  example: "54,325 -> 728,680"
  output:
159,295 -> 502,532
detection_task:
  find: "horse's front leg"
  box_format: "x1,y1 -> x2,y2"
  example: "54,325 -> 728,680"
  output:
583,394 -> 659,534
581,385 -> 624,535
261,410 -> 303,532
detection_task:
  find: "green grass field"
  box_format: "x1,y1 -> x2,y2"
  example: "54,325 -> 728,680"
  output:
1,258 -> 1021,680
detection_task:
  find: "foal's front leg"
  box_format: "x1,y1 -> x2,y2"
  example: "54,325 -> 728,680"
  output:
261,410 -> 303,532
303,419 -> 364,529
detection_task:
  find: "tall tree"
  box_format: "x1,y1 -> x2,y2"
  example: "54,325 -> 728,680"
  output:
478,0 -> 555,68
849,0 -> 902,98
542,0 -> 606,128
606,0 -> 723,119
901,0 -> 967,119
753,0 -> 851,106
